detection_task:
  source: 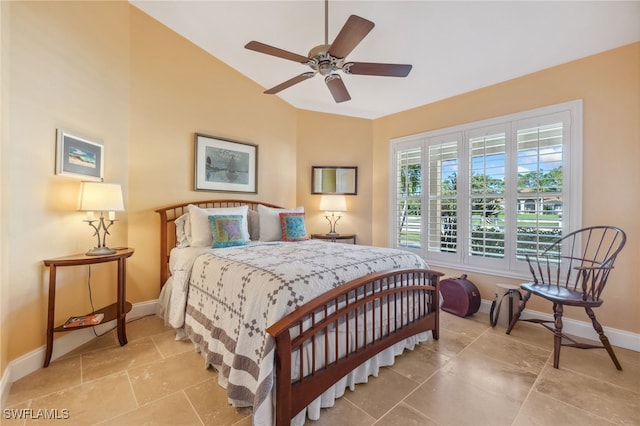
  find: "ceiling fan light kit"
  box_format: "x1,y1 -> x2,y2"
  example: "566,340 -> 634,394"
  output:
244,1 -> 412,103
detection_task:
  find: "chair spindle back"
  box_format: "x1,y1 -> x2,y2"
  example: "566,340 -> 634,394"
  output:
525,226 -> 626,300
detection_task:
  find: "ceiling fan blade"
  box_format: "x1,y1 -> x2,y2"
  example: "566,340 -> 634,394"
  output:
344,62 -> 412,77
325,74 -> 351,103
245,41 -> 310,64
328,15 -> 375,59
264,72 -> 315,95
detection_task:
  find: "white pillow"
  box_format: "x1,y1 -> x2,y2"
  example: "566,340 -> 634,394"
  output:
175,213 -> 191,248
258,204 -> 304,241
248,209 -> 260,241
188,204 -> 249,247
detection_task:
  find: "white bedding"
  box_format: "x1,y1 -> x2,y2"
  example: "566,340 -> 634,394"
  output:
158,240 -> 432,425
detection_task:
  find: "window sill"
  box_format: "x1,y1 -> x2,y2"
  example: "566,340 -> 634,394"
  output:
424,259 -> 532,282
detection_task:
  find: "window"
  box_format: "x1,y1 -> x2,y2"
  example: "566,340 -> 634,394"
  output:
390,101 -> 582,278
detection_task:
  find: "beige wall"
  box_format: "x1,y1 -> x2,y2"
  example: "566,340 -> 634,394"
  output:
1,0 -> 7,376
372,42 -> 640,332
1,1 -> 131,368
127,7 -> 298,301
296,110 -> 373,244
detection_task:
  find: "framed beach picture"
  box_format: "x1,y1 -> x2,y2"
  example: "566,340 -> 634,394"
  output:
194,133 -> 257,193
55,129 -> 103,180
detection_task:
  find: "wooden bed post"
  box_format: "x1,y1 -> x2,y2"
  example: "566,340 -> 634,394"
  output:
431,272 -> 440,340
273,330 -> 292,425
157,208 -> 169,287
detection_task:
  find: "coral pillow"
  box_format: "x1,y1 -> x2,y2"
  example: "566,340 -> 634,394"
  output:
208,215 -> 248,248
279,212 -> 309,242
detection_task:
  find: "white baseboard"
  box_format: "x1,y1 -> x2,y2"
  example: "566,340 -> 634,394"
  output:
478,300 -> 640,352
1,300 -> 158,408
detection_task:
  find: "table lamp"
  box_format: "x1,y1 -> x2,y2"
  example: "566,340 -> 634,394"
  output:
319,195 -> 347,236
78,181 -> 124,255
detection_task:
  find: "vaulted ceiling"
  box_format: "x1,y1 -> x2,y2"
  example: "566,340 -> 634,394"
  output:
131,1 -> 640,119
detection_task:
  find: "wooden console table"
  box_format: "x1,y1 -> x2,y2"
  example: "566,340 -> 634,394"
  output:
42,248 -> 134,368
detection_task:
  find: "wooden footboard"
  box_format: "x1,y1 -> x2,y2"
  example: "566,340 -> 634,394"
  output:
266,268 -> 442,425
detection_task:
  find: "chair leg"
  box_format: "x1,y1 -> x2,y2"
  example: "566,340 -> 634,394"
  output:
585,307 -> 623,371
506,290 -> 531,334
552,303 -> 564,369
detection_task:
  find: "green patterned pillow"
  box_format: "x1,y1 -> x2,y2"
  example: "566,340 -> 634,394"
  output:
208,215 -> 247,248
279,212 -> 309,242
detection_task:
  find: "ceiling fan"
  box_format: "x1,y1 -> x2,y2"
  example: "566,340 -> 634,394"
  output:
244,0 -> 412,103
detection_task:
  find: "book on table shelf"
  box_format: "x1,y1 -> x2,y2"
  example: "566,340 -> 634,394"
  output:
62,313 -> 104,329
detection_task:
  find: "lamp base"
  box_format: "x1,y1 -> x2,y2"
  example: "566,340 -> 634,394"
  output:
326,231 -> 340,237
86,246 -> 116,256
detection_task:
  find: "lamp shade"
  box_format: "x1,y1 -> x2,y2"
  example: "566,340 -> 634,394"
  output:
78,182 -> 124,212
319,195 -> 347,212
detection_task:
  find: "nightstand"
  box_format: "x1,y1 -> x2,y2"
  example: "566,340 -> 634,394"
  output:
310,234 -> 357,244
42,248 -> 134,367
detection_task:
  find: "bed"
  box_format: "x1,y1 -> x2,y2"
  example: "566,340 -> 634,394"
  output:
155,200 -> 442,425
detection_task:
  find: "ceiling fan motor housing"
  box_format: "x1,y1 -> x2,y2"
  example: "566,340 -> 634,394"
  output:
308,44 -> 345,75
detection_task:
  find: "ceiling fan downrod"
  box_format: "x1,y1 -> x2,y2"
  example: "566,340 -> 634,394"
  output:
324,0 -> 329,45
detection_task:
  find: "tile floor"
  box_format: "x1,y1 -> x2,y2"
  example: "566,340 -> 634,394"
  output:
4,312 -> 639,425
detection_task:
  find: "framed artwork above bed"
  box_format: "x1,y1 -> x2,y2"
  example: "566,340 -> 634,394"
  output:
194,133 -> 257,193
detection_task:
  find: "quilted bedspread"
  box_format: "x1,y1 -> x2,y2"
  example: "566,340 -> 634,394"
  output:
178,240 -> 428,425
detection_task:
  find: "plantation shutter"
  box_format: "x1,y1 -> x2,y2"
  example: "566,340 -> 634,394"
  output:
395,146 -> 422,249
427,139 -> 459,255
515,121 -> 564,260
468,130 -> 507,260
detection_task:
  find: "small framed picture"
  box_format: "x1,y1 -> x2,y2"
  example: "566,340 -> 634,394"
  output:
56,129 -> 103,180
194,133 -> 257,193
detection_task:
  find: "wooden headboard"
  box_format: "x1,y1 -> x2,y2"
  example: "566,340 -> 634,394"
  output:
155,199 -> 281,287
